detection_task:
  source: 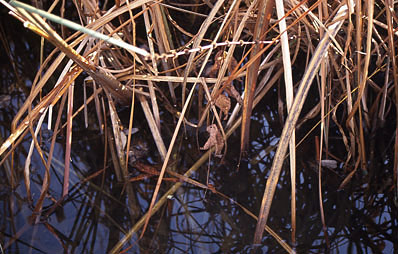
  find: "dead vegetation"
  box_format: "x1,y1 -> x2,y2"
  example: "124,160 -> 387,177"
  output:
0,0 -> 397,252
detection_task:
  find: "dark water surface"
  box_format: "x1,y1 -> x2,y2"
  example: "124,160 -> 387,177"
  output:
1,5 -> 397,254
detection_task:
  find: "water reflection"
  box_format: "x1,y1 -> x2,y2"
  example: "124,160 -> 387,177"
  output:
1,103 -> 397,252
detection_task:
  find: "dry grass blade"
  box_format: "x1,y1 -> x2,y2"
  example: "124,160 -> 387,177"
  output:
9,0 -> 150,58
317,27 -> 330,247
253,0 -> 354,243
275,0 -> 296,244
140,0 -> 232,239
146,80 -> 160,130
338,159 -> 361,190
385,0 -> 398,190
0,67 -> 82,158
62,83 -> 74,197
149,3 -> 177,104
181,0 -> 227,105
111,144 -> 213,253
106,92 -> 128,172
346,0 -> 374,171
30,91 -> 69,223
24,108 -> 48,203
201,0 -> 261,130
111,45 -> 287,253
138,94 -> 167,160
9,1 -> 142,104
241,0 -> 274,156
111,103 -> 293,253
3,0 -> 395,251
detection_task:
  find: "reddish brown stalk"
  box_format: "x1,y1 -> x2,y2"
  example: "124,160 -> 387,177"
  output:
385,0 -> 398,191
240,0 -> 274,158
62,83 -> 74,197
0,67 -> 81,159
253,0 -> 353,244
318,42 -> 330,247
43,222 -> 68,251
30,77 -> 70,223
139,0 -> 227,243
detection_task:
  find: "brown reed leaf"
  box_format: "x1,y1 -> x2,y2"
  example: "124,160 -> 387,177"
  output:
201,124 -> 224,157
205,50 -> 224,78
241,0 -> 274,156
253,0 -> 355,243
215,94 -> 231,120
224,82 -> 242,104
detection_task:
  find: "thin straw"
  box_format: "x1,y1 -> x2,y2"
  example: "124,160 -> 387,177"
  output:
9,0 -> 150,58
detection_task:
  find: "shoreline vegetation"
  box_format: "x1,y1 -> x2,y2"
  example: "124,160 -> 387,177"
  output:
0,0 -> 397,252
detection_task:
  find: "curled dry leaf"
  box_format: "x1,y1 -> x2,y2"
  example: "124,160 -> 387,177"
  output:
206,50 -> 240,78
224,82 -> 242,104
200,124 -> 224,157
205,50 -> 225,78
215,94 -> 231,120
228,53 -> 239,77
205,50 -> 242,105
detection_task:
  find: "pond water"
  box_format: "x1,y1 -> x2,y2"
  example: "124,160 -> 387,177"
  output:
1,4 -> 397,254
